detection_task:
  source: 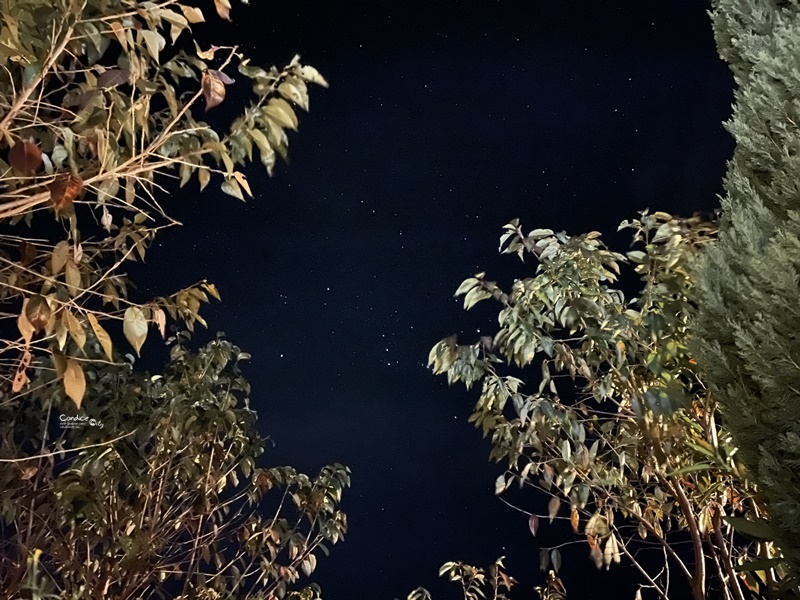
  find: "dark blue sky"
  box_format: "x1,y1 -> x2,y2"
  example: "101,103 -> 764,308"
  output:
143,2 -> 734,598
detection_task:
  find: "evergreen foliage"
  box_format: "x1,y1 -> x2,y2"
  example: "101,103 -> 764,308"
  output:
693,0 -> 800,582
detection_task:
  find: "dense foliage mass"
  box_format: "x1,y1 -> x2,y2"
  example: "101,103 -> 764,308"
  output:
424,212 -> 790,599
0,1 -> 345,598
0,335 -> 350,598
693,0 -> 800,584
0,0 -> 327,408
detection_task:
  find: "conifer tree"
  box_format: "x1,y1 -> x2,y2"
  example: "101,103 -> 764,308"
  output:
694,0 -> 800,583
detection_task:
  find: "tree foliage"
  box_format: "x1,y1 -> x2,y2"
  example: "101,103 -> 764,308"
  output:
693,0 -> 800,585
0,334 -> 350,598
0,0 -> 328,408
426,213 -> 791,599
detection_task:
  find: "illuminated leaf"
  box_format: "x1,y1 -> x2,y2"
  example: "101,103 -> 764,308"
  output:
214,0 -> 232,20
298,65 -> 329,88
139,29 -> 165,62
278,79 -> 309,111
264,98 -> 298,130
198,168 -> 211,191
63,359 -> 86,409
123,306 -> 148,356
233,171 -> 253,197
55,314 -> 68,350
221,178 -> 244,201
86,313 -> 113,361
63,309 -> 85,349
570,508 -> 579,534
180,5 -> 205,23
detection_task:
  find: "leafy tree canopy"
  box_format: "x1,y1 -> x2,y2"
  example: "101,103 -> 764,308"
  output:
0,0 -> 328,408
422,212 -> 791,599
0,333 -> 350,599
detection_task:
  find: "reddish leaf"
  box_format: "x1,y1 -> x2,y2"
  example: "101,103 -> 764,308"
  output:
201,70 -> 227,111
528,514 -> 539,537
9,139 -> 42,175
49,173 -> 83,213
570,508 -> 580,533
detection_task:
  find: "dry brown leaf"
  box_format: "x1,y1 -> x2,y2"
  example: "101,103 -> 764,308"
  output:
180,5 -> 205,23
110,21 -> 127,49
86,313 -> 113,361
233,172 -> 253,197
49,173 -> 83,214
17,299 -> 34,346
51,241 -> 69,275
25,294 -> 51,332
201,70 -> 226,111
152,305 -> 167,338
11,350 -> 32,393
570,508 -> 580,534
19,465 -> 38,481
213,0 -> 232,20
63,358 -> 86,409
63,308 -> 86,349
9,139 -> 42,175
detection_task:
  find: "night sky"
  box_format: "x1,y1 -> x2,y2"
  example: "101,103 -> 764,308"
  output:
141,2 -> 734,598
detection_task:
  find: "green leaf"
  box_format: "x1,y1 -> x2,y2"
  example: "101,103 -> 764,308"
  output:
667,463 -> 712,478
723,516 -> 775,542
734,558 -> 783,572
550,548 -> 562,573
